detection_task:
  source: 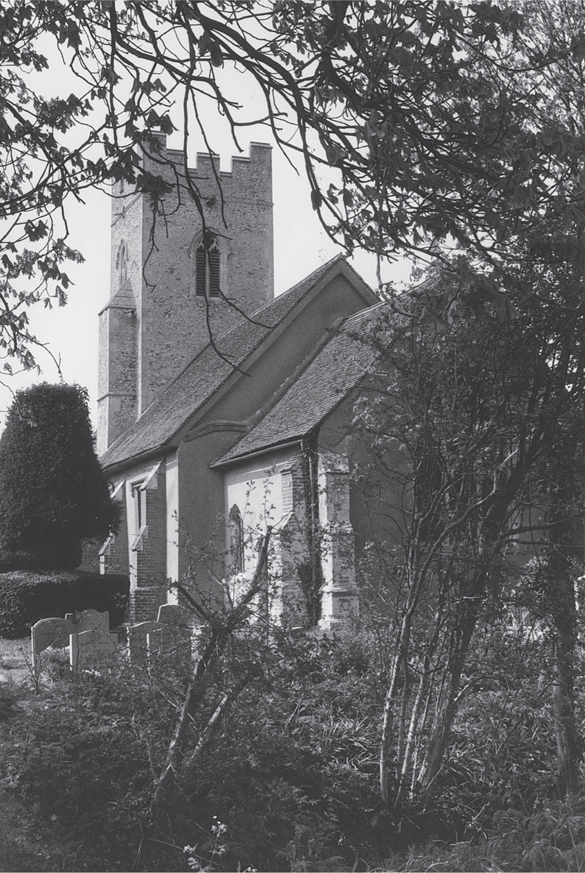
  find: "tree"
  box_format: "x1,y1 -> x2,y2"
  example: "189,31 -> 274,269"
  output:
4,1 -> 585,371
0,383 -> 119,569
352,240 -> 585,807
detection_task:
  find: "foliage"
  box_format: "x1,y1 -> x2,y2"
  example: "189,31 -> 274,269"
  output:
0,571 -> 128,638
0,630 -> 389,872
4,2 -> 585,369
3,616 -> 585,871
352,236 -> 585,805
274,0 -> 585,262
0,383 -> 119,569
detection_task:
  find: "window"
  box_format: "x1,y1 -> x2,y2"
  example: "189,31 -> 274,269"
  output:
195,235 -> 221,297
228,504 -> 245,573
130,481 -> 147,551
116,241 -> 128,286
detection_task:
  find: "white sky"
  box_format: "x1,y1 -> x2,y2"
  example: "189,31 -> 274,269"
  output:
0,39 -> 413,428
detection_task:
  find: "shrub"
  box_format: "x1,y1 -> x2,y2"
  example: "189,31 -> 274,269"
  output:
0,383 -> 119,570
0,571 -> 129,637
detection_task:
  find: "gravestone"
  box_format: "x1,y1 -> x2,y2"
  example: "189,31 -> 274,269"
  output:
125,605 -> 199,666
157,603 -> 191,652
31,609 -> 112,671
67,609 -> 109,634
70,627 -> 118,671
157,604 -> 184,626
127,620 -> 163,665
31,617 -> 74,665
147,628 -> 163,657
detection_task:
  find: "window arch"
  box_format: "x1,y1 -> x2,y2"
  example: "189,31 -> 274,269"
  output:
116,241 -> 128,286
228,504 -> 245,574
195,234 -> 221,298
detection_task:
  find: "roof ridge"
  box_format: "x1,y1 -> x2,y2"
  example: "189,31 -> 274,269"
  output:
134,255 -> 353,419
342,300 -> 386,327
213,253 -> 348,342
215,324 -> 377,467
231,319 -> 344,451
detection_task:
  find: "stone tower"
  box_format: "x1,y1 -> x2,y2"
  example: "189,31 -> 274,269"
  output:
97,136 -> 274,455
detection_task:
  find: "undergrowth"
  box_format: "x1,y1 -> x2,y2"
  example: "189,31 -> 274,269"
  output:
1,625 -> 584,871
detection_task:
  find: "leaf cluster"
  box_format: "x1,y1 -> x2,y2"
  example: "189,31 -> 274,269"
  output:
5,2 -> 585,371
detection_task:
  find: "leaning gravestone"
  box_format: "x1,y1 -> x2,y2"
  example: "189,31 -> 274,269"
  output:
31,609 -> 112,671
31,617 -> 74,667
70,627 -> 118,671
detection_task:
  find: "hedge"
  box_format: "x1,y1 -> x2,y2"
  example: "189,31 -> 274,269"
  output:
0,572 -> 129,639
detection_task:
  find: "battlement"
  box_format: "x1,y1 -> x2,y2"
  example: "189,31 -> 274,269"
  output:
145,135 -> 272,191
166,141 -> 272,177
112,137 -> 272,208
101,132 -> 274,452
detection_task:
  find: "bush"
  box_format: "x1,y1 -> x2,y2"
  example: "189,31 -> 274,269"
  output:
0,628 -> 390,871
0,571 -> 129,638
0,383 -> 119,570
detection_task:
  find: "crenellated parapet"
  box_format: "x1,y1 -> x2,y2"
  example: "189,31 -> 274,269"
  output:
98,136 -> 274,455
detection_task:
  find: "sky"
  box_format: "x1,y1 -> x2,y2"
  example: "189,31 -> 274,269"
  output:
0,36 -> 413,429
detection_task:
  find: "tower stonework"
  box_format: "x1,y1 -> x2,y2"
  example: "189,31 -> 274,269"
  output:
97,137 -> 274,455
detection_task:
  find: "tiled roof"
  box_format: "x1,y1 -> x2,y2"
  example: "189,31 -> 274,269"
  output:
101,255 -> 366,469
215,307 -> 379,465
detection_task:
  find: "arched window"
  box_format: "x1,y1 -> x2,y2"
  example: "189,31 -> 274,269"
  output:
195,235 -> 221,298
116,241 -> 128,286
228,504 -> 245,573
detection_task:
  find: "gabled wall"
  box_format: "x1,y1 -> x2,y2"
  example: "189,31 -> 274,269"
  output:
177,272 -> 375,593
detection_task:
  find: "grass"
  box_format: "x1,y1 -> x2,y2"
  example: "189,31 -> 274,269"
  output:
0,635 -> 32,686
0,634 -> 71,871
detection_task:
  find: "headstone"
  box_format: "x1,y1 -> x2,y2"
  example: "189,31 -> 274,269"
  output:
127,620 -> 163,665
70,628 -> 118,671
157,604 -> 184,626
31,609 -> 112,671
73,609 -> 110,634
147,628 -> 163,657
31,617 -> 74,669
157,603 -> 192,652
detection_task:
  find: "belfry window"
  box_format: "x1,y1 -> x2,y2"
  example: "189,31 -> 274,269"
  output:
195,236 -> 221,298
116,241 -> 128,286
228,504 -> 245,573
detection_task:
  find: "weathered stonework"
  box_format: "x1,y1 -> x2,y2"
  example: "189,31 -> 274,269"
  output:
98,137 -> 274,454
317,450 -> 360,629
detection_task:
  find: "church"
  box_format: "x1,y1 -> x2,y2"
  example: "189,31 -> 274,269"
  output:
94,136 -> 379,628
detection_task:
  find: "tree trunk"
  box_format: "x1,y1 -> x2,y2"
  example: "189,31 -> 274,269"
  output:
546,516 -> 580,796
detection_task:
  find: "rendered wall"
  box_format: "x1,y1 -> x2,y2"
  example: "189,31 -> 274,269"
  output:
176,271 -> 375,592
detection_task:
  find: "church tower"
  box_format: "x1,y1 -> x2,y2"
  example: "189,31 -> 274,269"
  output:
97,137 -> 274,455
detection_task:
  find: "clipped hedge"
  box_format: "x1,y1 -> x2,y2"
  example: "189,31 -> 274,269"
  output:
0,572 -> 129,639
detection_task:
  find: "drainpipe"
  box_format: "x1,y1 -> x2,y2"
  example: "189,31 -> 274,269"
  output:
301,434 -> 322,624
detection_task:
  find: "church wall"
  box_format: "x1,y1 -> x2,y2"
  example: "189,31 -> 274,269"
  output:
317,391 -> 411,621
98,187 -> 143,451
176,429 -> 237,607
224,448 -> 292,541
223,448 -> 312,624
137,141 -> 274,413
175,273 -> 370,554
97,456 -> 169,622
